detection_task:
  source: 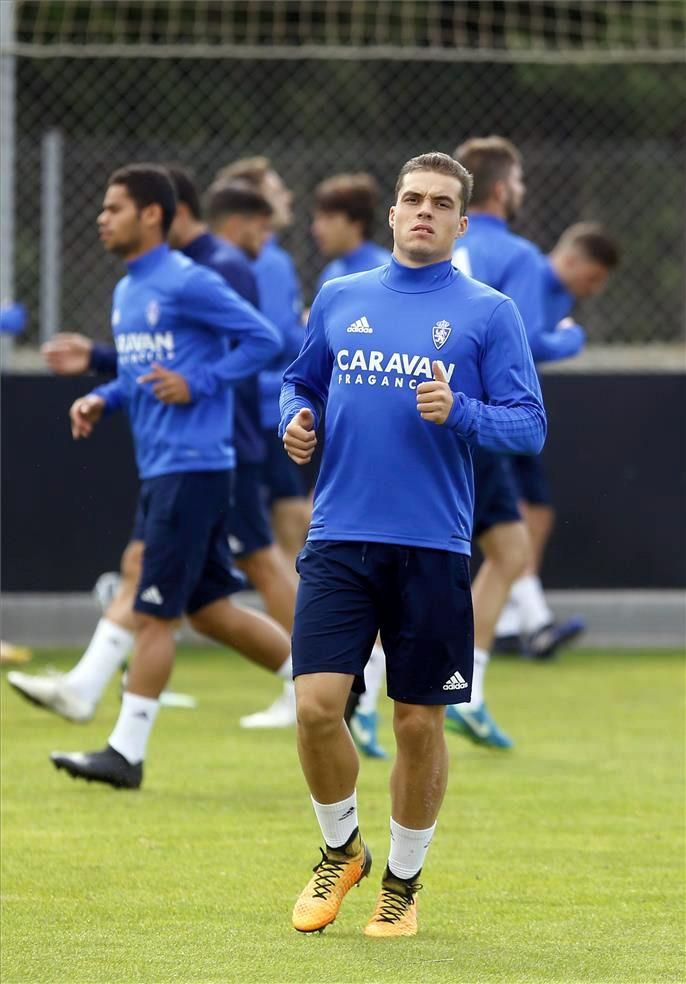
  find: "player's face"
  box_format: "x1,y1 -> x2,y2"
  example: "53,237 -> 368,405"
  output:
503,163 -> 525,221
311,210 -> 358,258
566,254 -> 611,299
235,214 -> 273,259
97,184 -> 145,257
262,170 -> 293,230
390,171 -> 468,267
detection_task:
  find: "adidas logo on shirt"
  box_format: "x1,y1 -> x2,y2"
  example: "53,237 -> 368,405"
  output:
346,316 -> 373,333
140,585 -> 164,605
442,671 -> 468,691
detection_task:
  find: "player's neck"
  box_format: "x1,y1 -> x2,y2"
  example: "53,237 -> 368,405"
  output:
176,221 -> 208,248
468,204 -> 508,221
123,236 -> 166,264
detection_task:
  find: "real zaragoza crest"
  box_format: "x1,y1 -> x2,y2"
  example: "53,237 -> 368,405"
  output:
432,319 -> 452,350
146,300 -> 160,328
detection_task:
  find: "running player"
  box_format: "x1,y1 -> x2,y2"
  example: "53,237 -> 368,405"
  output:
445,136 -> 578,750
11,167 -> 296,727
12,164 -> 282,789
497,222 -> 620,649
282,152 -> 545,936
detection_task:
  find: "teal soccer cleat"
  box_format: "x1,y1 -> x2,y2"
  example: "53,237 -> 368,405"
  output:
445,703 -> 514,749
350,710 -> 388,759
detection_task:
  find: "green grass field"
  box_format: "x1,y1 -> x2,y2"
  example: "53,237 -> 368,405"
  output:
1,647 -> 684,984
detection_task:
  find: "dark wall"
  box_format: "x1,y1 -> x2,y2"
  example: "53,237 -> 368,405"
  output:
2,373 -> 685,591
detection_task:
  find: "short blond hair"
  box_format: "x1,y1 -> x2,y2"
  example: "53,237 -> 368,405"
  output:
214,156 -> 272,189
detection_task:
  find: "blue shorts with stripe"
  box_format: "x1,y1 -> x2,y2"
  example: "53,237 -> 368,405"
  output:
131,470 -> 245,620
227,462 -> 273,558
292,540 -> 474,705
509,453 -> 553,506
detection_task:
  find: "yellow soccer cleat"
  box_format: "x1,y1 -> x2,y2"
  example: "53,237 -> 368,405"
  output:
292,831 -> 372,934
363,866 -> 422,938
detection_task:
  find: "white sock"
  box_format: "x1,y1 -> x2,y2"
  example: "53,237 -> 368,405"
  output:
461,646 -> 489,710
311,791 -> 358,849
277,655 -> 293,679
510,575 -> 553,635
357,644 -> 386,715
495,595 -> 522,637
65,619 -> 134,705
108,692 -> 160,765
388,817 -> 436,879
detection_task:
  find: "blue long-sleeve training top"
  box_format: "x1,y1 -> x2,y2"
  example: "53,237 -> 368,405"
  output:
280,257 -> 546,555
453,214 -> 583,364
254,237 -> 304,430
315,240 -> 392,296
183,233 -> 268,465
88,233 -> 269,465
538,255 -> 586,360
91,243 -> 281,480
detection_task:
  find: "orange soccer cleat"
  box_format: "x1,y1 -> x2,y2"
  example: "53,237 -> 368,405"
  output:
292,831 -> 372,933
363,866 -> 422,938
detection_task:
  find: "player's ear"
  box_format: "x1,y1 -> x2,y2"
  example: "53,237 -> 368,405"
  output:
388,205 -> 395,230
455,214 -> 469,241
142,202 -> 163,232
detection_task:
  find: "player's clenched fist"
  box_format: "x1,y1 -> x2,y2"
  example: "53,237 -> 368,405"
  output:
416,361 -> 454,425
69,394 -> 105,440
284,408 -> 317,465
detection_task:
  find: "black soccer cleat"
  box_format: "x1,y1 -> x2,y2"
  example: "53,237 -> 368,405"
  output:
526,616 -> 587,661
50,745 -> 143,789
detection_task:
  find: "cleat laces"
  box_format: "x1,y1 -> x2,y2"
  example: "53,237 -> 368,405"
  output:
375,882 -> 422,923
311,849 -> 350,899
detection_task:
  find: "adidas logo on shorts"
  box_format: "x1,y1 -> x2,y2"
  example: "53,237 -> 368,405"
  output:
442,671 -> 468,691
140,585 -> 164,605
347,316 -> 373,333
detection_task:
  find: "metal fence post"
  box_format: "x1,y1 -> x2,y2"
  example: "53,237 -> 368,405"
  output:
40,128 -> 63,345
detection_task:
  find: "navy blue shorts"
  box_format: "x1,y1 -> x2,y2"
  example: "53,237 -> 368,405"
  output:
509,453 -> 552,506
228,462 -> 273,558
472,448 -> 522,539
293,541 -> 474,705
262,428 -> 307,503
133,471 -> 245,620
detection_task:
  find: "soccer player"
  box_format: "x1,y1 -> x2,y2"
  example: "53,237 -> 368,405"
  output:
11,167 -> 295,727
281,152 -> 545,937
215,157 -> 310,571
445,136 -> 576,750
498,222 -> 620,648
15,164 -> 282,788
311,173 -> 391,291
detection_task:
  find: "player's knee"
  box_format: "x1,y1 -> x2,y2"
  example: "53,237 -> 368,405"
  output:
491,526 -> 530,581
296,691 -> 341,739
240,547 -> 281,589
393,704 -> 444,752
134,611 -> 178,639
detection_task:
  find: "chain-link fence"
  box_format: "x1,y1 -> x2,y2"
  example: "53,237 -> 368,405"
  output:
3,0 -> 685,349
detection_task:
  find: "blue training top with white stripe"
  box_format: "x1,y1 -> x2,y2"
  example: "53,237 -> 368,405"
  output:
92,243 -> 281,480
453,214 -> 584,363
280,257 -> 546,556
